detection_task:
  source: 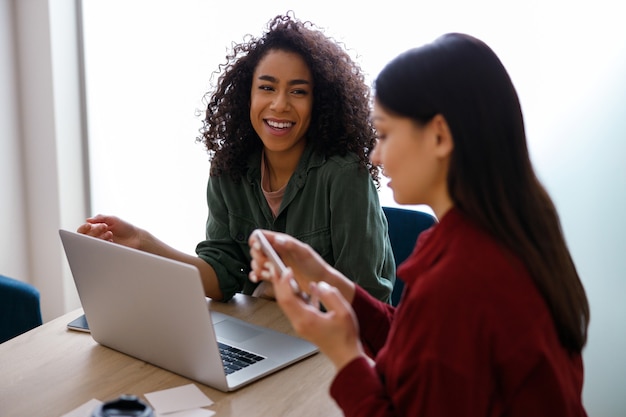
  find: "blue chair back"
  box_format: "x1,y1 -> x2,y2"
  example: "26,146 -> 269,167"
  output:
383,207 -> 437,306
0,275 -> 43,343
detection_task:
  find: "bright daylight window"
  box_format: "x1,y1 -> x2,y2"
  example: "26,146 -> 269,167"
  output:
81,0 -> 439,252
79,0 -> 598,253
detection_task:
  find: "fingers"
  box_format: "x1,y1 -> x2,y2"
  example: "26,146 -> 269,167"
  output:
310,281 -> 350,313
248,239 -> 269,284
272,268 -> 316,317
248,230 -> 288,282
76,223 -> 92,234
78,214 -> 110,234
251,230 -> 297,261
249,260 -> 261,283
267,233 -> 300,263
77,220 -> 113,241
85,214 -> 110,224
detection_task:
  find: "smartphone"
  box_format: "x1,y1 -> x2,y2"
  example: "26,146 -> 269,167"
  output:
67,314 -> 90,333
251,229 -> 287,275
251,229 -> 306,298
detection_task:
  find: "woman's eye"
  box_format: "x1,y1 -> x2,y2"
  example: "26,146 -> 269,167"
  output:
259,85 -> 274,91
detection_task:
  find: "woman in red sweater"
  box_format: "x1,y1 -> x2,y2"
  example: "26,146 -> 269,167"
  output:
249,33 -> 589,416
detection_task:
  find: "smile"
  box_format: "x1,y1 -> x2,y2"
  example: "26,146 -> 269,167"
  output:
266,120 -> 294,129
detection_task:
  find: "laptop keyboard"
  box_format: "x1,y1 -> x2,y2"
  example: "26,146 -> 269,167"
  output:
218,342 -> 266,375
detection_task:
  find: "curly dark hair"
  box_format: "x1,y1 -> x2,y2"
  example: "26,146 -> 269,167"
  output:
197,11 -> 379,186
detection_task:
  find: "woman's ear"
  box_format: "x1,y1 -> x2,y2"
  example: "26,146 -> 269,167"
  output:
431,114 -> 454,157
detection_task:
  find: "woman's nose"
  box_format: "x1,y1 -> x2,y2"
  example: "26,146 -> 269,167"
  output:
270,93 -> 290,112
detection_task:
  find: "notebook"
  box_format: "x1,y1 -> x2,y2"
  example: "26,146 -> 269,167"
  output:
58,229 -> 318,392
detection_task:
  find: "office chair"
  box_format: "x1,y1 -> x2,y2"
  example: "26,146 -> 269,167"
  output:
0,275 -> 43,343
382,207 -> 437,306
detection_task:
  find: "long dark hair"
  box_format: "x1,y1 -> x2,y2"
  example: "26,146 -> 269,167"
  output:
198,12 -> 378,185
375,33 -> 589,352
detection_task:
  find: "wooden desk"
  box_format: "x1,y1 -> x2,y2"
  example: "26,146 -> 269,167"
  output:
0,294 -> 342,416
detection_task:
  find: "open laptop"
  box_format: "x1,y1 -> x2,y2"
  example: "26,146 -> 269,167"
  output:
58,229 -> 318,392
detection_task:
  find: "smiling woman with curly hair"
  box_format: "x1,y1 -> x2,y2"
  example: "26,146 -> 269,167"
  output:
77,11 -> 395,303
200,12 -> 379,183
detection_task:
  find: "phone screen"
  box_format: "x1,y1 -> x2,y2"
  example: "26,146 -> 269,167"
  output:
67,314 -> 90,333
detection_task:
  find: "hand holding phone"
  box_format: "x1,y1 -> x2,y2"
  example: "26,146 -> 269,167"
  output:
251,230 -> 307,299
252,229 -> 287,275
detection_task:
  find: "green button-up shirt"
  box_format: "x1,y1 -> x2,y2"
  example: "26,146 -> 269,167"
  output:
196,143 -> 395,302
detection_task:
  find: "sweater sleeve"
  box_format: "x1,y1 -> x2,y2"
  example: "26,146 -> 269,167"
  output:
332,284 -> 482,417
195,175 -> 250,301
330,355 -> 477,417
330,357 -> 389,416
352,285 -> 395,356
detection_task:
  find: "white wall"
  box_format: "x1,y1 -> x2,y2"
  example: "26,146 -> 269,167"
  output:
0,0 -> 86,321
0,0 -> 29,284
528,14 -> 626,415
1,0 -> 624,415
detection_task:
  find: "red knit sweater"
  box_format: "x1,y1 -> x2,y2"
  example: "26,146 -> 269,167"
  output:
330,208 -> 587,416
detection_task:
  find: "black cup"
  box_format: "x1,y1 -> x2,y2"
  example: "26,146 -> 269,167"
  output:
91,395 -> 154,417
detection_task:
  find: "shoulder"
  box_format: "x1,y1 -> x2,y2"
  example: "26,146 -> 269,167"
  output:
325,152 -> 360,167
210,149 -> 262,184
428,224 -> 533,304
309,152 -> 366,179
404,209 -> 546,325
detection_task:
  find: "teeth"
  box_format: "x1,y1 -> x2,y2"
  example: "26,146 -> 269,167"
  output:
267,120 -> 293,129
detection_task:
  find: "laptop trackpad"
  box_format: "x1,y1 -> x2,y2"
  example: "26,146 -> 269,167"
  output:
214,320 -> 262,343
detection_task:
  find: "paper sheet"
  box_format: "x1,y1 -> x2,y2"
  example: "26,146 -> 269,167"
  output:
60,399 -> 102,417
59,384 -> 215,417
144,383 -> 214,414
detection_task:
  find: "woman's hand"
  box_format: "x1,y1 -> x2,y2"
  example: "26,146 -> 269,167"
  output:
248,230 -> 330,294
274,267 -> 364,371
76,214 -> 142,250
248,230 -> 363,370
248,230 -> 356,302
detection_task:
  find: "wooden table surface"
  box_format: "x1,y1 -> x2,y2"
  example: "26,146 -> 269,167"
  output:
0,294 -> 342,416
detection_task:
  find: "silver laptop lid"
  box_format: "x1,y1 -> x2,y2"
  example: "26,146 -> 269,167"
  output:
59,229 -> 317,392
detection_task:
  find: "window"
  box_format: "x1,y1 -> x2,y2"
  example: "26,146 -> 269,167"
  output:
82,1 -> 440,251
81,0 -> 621,251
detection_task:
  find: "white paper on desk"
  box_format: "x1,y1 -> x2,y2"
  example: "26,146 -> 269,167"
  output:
156,408 -> 215,417
145,383 -> 214,414
60,398 -> 102,417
